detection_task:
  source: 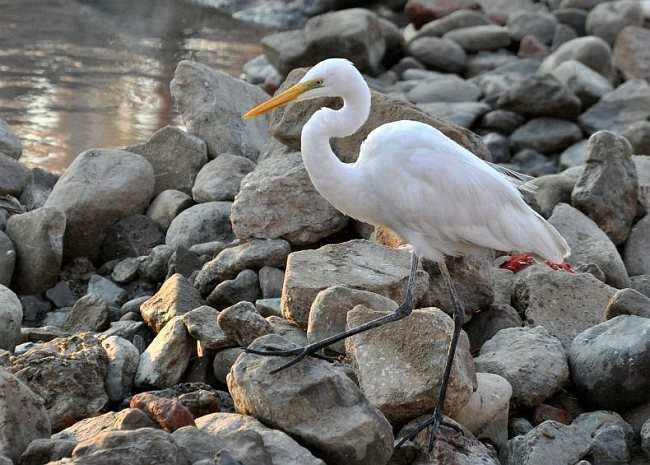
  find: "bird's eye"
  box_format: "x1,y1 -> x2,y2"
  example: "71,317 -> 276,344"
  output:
315,79 -> 324,86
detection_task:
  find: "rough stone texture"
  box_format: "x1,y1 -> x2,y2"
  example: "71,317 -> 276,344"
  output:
52,408 -> 156,442
550,60 -> 613,108
146,190 -> 194,231
510,117 -> 582,154
192,154 -> 255,202
166,201 -> 234,250
533,173 -> 577,218
642,419 -> 650,459
19,168 -> 58,211
635,155 -> 650,211
259,266 -> 284,299
0,154 -> 29,197
64,294 -> 110,333
418,101 -> 491,129
539,36 -> 614,81
19,438 -> 77,465
0,119 -> 21,159
135,316 -> 195,389
572,131 -> 638,245
586,2 -> 643,45
475,326 -> 569,409
231,149 -> 348,246
99,214 -> 163,262
87,274 -> 126,307
465,303 -> 523,352
0,232 -> 14,288
141,273 -> 204,333
217,301 -> 273,347
130,392 -> 195,432
101,335 -> 139,403
569,315 -> 650,410
9,333 -> 109,431
0,286 -> 22,353
614,26 -> 650,81
624,214 -> 650,276
0,368 -> 51,462
407,37 -> 467,73
171,60 -> 271,160
207,269 -> 261,310
228,334 -> 394,465
346,306 -> 476,423
443,25 -> 511,52
623,121 -> 650,155
308,286 -> 397,353
182,305 -> 234,351
282,240 -> 429,328
6,207 -> 65,295
512,264 -> 617,348
212,348 -> 244,385
549,203 -> 629,288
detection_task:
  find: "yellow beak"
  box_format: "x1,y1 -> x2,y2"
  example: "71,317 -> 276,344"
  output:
243,80 -> 319,120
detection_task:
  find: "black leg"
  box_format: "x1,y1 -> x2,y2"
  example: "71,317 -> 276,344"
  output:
396,260 -> 465,451
246,253 -> 420,373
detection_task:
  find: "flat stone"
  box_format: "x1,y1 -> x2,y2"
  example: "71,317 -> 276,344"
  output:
87,274 -> 127,307
444,25 -> 511,52
101,335 -> 139,402
64,294 -> 110,333
192,154 -> 255,202
141,273 -> 205,333
510,117 -> 583,154
45,281 -> 75,308
539,36 -> 614,81
182,305 -> 234,351
479,110 -> 525,134
470,57 -> 539,104
265,316 -> 307,347
217,301 -> 273,347
0,286 -> 22,352
405,0 -> 482,29
52,408 -> 157,442
614,25 -> 650,81
166,201 -> 234,250
146,189 -> 194,231
407,37 -> 467,73
111,257 -> 140,283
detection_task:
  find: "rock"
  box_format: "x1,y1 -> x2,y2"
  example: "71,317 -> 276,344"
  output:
624,215 -> 650,276
192,154 -> 255,203
146,190 -> 194,231
417,102 -> 491,128
549,203 -> 630,288
101,336 -> 139,402
0,368 -> 50,462
518,35 -> 549,58
52,408 -> 157,442
622,121 -> 650,155
405,0 -> 481,29
0,286 -> 21,352
475,326 -> 569,408
453,372 -> 511,449
135,316 -> 195,388
19,438 -> 76,465
586,2 -> 643,46
141,273 -> 204,333
479,110 -> 525,134
196,412 -> 326,465
512,264 -> 617,348
548,60 -> 613,108
642,420 -> 650,458
138,244 -> 174,283
227,334 -> 394,465
414,10 -> 490,38
0,154 -> 29,196
530,174 -> 574,218
346,306 -> 476,423
0,119 -> 21,159
207,269 -> 261,310
177,389 -> 221,418
111,257 -> 140,283
5,207 -> 65,294
307,286 -> 397,353
444,25 -> 511,52
258,266 -> 284,299
579,80 -> 650,135
569,315 -> 650,410
559,139 -> 587,169
483,132 -> 510,163
213,348 -> 244,385
631,275 -> 650,298
539,36 -> 614,81
282,240 -> 429,328
554,8 -> 587,35
217,301 -> 273,347
166,246 -> 204,281
635,155 -> 650,211
19,168 -> 58,211
255,298 -> 282,318
470,57 -> 539,104
407,37 -> 467,73
614,26 -> 650,82
9,333 -> 109,431
508,11 -> 558,44
182,305 -> 234,351
99,214 -> 163,262
46,281 -> 75,308
406,76 -> 481,104
464,303 -> 523,352
130,392 -> 195,432
190,241 -> 235,259
510,117 -> 583,154
166,202 -> 234,250
265,316 -> 307,347
64,294 -> 110,333
171,60 -> 271,160
0,232 -> 14,287
510,149 -> 556,177
572,131 -> 638,245
86,274 -> 126,308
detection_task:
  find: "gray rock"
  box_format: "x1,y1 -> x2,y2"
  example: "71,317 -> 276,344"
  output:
138,244 -> 174,283
0,119 -> 21,159
622,121 -> 650,155
586,1 -> 643,46
101,335 -> 139,402
0,368 -> 50,462
444,25 -> 511,52
635,155 -> 650,211
6,207 -> 65,294
549,60 -> 613,108
624,215 -> 650,276
255,298 -> 282,318
630,275 -> 650,298
141,274 -> 204,333
479,110 -> 525,135
510,117 -> 583,154
44,149 -> 154,262
470,57 -> 539,104
554,7 -> 588,35
19,168 -> 58,211
614,25 -> 650,81
111,257 -> 140,284
475,326 -> 569,409
407,37 -> 467,73
135,316 -> 195,388
483,132 -> 510,163
101,321 -> 150,349
146,190 -> 194,231
216,301 -> 273,347
510,149 -> 557,177
19,438 -> 76,465
508,11 -> 558,44
0,154 -> 29,197
549,203 -> 630,288
642,419 -> 650,459
465,49 -> 519,78
579,80 -> 650,135
0,232 -> 14,287
532,174 -> 575,218
406,76 -> 481,104
0,286 -> 21,352
64,294 -> 110,333
45,281 -> 75,308
346,306 -> 476,423
414,10 -> 490,39
87,274 -> 127,307
243,54 -> 282,87
182,305 -> 234,351
418,102 -> 491,128
265,316 -> 307,347
258,266 -> 284,299
170,60 -> 271,160
212,348 -> 244,385
192,154 -> 255,203
100,214 -> 163,263
572,131 -> 638,245
569,315 -> 650,410
559,139 -> 587,169
52,408 -> 157,442
166,202 -> 234,250
189,241 -> 235,259
539,36 -> 614,81
227,334 -> 394,465
166,247 -> 204,281
465,303 -> 523,353
207,269 -> 261,310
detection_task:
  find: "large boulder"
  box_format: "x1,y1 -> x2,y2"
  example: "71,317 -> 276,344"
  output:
614,26 -> 650,81
165,202 -> 234,250
44,149 -> 154,262
171,61 -> 270,160
0,285 -> 22,353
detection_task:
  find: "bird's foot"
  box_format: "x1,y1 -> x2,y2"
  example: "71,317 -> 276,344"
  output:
545,260 -> 575,273
244,343 -> 335,374
396,408 -> 464,452
500,253 -> 534,273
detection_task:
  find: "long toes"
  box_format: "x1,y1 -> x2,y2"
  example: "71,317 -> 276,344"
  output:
244,347 -> 301,357
269,351 -> 309,374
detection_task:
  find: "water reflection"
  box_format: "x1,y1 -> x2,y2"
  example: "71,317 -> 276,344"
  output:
0,0 -> 265,173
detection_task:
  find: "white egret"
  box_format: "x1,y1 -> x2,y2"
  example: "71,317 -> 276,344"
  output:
243,58 -> 570,449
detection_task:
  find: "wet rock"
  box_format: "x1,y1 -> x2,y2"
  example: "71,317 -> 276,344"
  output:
510,117 -> 582,154
479,110 -> 525,134
405,0 -> 481,29
614,25 -> 650,81
549,60 -> 612,108
19,438 -> 76,465
64,294 -> 110,333
346,306 -> 476,423
0,368 -> 51,462
44,149 -> 154,262
19,168 -> 58,211
228,334 -> 394,465
217,301 -> 273,347
0,154 -> 29,197
282,240 -> 429,328
465,303 -> 523,353
207,269 -> 261,310
414,10 -> 489,39
444,25 -> 511,52
146,190 -> 194,231
192,154 -> 255,203
624,215 -> 650,276
101,335 -> 139,402
141,274 -> 204,333
549,203 -> 630,288
475,326 -> 569,409
0,119 -> 21,159
0,232 -> 14,287
53,408 -> 157,442
512,264 -> 617,348
579,79 -> 650,135
622,121 -> 650,155
508,11 -> 558,44
572,131 -> 638,245
307,286 -> 397,353
569,315 -> 650,410
182,305 -> 233,351
213,348 -> 244,385
166,201 -> 234,250
171,60 -> 271,160
258,266 -> 284,299
586,2 -> 643,46
9,333 -> 109,431
539,36 -> 614,81
0,285 -> 21,352
126,125 -> 207,196
407,37 -> 467,73
130,392 -> 195,432
135,316 -> 195,389
6,207 -> 65,294
99,214 -> 163,262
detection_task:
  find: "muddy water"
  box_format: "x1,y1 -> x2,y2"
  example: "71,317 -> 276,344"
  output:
0,0 -> 266,172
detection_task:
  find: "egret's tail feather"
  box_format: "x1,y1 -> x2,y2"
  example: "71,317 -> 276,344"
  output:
532,214 -> 570,263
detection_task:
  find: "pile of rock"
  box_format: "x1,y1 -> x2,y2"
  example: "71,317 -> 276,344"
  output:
1,1 -> 650,464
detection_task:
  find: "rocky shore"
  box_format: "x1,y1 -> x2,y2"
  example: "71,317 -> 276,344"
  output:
2,1 -> 650,464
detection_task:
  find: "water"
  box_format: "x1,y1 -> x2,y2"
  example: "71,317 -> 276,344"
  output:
0,0 -> 266,173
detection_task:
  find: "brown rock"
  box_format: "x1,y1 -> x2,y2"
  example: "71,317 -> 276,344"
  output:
405,0 -> 481,29
130,392 -> 196,432
614,26 -> 650,81
140,274 -> 205,333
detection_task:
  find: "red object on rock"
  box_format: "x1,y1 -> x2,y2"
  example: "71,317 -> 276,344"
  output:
500,253 -> 534,272
533,404 -> 571,425
405,0 -> 482,29
130,392 -> 196,432
545,261 -> 575,273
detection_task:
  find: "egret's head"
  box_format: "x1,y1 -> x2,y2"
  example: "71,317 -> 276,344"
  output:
243,58 -> 360,120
